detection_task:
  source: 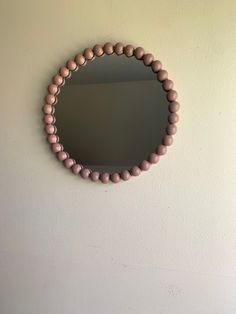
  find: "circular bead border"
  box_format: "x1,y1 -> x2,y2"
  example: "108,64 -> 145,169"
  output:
43,42 -> 180,184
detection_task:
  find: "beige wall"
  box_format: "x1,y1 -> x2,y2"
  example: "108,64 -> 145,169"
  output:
0,1 -> 236,314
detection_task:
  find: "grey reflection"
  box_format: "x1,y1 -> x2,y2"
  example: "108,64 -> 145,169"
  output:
55,55 -> 169,173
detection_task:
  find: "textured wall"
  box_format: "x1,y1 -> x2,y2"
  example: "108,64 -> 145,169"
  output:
0,1 -> 236,314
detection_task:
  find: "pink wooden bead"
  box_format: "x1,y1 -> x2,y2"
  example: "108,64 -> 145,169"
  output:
80,168 -> 91,179
131,166 -> 141,176
53,75 -> 64,86
57,151 -> 68,161
151,60 -> 162,72
64,158 -> 75,168
44,114 -> 54,124
111,173 -> 120,183
169,101 -> 180,113
114,42 -> 124,55
72,164 -> 82,174
134,47 -> 145,59
124,45 -> 134,57
120,170 -> 131,181
167,90 -> 178,102
163,79 -> 174,91
157,70 -> 168,81
90,171 -> 100,182
143,53 -> 154,66
47,134 -> 59,144
156,145 -> 167,155
43,104 -> 54,114
46,94 -> 56,105
67,60 -> 77,71
45,124 -> 57,134
52,143 -> 63,153
100,172 -> 110,183
60,67 -> 70,78
166,124 -> 177,135
163,135 -> 173,146
75,54 -> 86,65
140,160 -> 150,171
93,44 -> 104,57
168,113 -> 179,124
103,42 -> 114,55
149,153 -> 159,164
48,84 -> 58,95
84,48 -> 94,60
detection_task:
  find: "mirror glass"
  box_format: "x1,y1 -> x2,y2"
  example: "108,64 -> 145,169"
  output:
55,55 -> 169,173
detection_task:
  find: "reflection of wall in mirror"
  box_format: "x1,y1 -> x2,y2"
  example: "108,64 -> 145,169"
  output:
56,80 -> 169,168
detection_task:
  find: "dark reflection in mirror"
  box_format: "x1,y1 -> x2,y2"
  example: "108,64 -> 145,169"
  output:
55,55 -> 169,173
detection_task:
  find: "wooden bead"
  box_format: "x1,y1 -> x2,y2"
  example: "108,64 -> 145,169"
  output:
157,70 -> 168,81
44,114 -> 54,124
57,151 -> 68,161
64,158 -> 75,168
166,124 -> 177,135
168,113 -> 179,124
151,60 -> 162,72
90,171 -> 100,182
45,94 -> 56,105
143,53 -> 154,66
111,173 -> 120,183
131,166 -> 141,176
134,47 -> 145,59
124,45 -> 134,57
140,160 -> 150,171
120,170 -> 131,181
80,168 -> 91,179
45,124 -> 57,134
52,143 -> 63,153
47,115 -> 55,124
53,75 -> 64,86
75,54 -> 86,65
156,145 -> 167,155
167,90 -> 178,101
163,135 -> 173,146
47,134 -> 59,144
103,42 -> 114,55
169,101 -> 180,113
100,172 -> 110,183
43,104 -> 53,114
114,42 -> 124,55
149,153 -> 159,164
59,67 -> 70,78
48,84 -> 58,95
67,60 -> 77,71
93,44 -> 104,57
84,48 -> 94,60
163,79 -> 174,91
72,164 -> 82,174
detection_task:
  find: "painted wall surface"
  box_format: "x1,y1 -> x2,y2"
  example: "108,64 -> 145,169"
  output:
0,1 -> 236,314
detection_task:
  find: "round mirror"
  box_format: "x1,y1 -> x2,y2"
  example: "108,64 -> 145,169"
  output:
43,43 -> 179,183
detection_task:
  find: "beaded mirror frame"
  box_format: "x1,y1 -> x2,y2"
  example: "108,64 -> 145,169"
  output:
43,42 -> 180,184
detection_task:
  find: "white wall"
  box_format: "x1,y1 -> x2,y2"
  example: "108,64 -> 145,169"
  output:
0,1 -> 236,314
